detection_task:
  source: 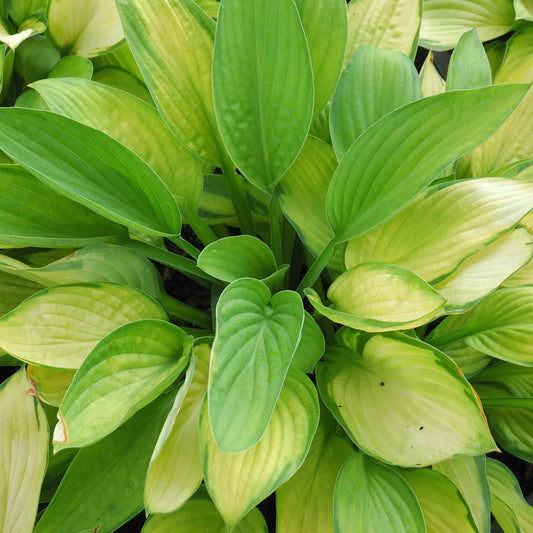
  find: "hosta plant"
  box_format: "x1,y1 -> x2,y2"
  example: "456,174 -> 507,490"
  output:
2,0 -> 533,532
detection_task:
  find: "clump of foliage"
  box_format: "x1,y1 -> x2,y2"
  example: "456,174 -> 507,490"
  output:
1,0 -> 533,532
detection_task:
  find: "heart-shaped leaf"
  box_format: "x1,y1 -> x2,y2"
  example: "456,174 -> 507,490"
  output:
201,371 -> 319,529
209,278 -> 304,452
290,312 -> 325,373
317,332 -> 496,467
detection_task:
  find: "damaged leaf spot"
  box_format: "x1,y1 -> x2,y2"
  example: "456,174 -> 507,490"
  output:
379,382 -> 385,387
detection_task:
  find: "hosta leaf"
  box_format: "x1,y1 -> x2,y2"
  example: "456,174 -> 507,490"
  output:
290,312 -> 325,373
276,136 -> 343,270
334,453 -> 425,533
201,370 -> 319,529
306,263 -> 445,332
0,282 -> 166,369
0,244 -> 161,298
446,29 -> 492,90
209,278 -> 304,451
91,41 -> 144,81
27,365 -> 75,406
143,489 -> 267,533
433,455 -> 491,533
145,343 -> 210,514
326,85 -> 528,244
331,46 -> 422,160
92,66 -> 153,105
398,468 -> 479,532
317,333 -> 496,467
344,0 -> 421,65
47,0 -> 123,57
0,166 -> 127,247
213,0 -> 314,191
6,0 -> 47,26
420,51 -> 446,97
0,369 -> 48,533
434,227 -> 533,312
0,108 -> 181,238
294,0 -> 347,117
198,235 -> 277,282
344,178 -> 533,283
47,55 -> 93,79
486,458 -> 533,532
53,320 -> 191,451
474,361 -> 533,397
31,78 -> 203,216
515,0 -> 533,20
277,411 -> 353,533
34,391 -> 174,533
0,270 -> 42,316
116,0 -> 223,165
420,0 -> 516,50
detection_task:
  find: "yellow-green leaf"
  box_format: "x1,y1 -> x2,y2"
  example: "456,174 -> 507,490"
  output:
27,365 -> 75,406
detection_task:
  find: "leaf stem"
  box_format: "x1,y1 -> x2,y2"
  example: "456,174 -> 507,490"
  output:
269,194 -> 283,265
481,397 -> 533,410
170,235 -> 201,260
429,326 -> 473,348
296,239 -> 336,295
160,291 -> 212,330
184,209 -> 217,246
281,216 -> 296,266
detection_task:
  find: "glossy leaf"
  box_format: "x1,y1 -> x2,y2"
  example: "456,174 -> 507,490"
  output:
446,29 -> 492,90
34,391 -> 174,533
47,55 -> 93,79
116,0 -> 223,165
31,78 -> 203,216
27,365 -> 75,406
334,453 -> 425,533
47,0 -> 124,57
145,343 -> 210,513
433,455 -> 491,533
0,369 -> 48,533
344,178 -> 533,283
326,85 -> 528,244
54,320 -> 191,451
209,278 -> 304,451
344,0 -> 421,65
0,282 -> 166,369
277,411 -> 353,533
0,165 -> 126,247
420,0 -> 516,50
198,235 -> 277,282
290,312 -> 325,373
213,0 -> 313,191
399,468 -> 479,532
201,371 -> 319,529
0,108 -> 181,237
294,0 -> 347,117
307,263 -> 445,332
317,333 -> 496,467
331,46 -> 422,159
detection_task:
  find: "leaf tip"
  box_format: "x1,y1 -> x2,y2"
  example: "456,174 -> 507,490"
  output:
52,410 -> 68,444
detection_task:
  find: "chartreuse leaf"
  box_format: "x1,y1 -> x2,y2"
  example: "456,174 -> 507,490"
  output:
0,282 -> 167,369
116,0 -> 223,165
331,46 -> 422,160
47,55 -> 93,79
398,468 -> 478,532
34,390 -> 173,533
334,453 -> 425,533
0,270 -> 42,316
317,332 -> 496,467
515,0 -> 533,20
0,166 -> 126,247
201,370 -> 319,529
306,263 -> 445,332
198,235 -> 277,283
345,178 -> 533,283
326,85 -> 529,244
277,410 -> 353,533
290,312 -> 325,373
420,0 -> 516,50
0,109 -> 181,238
294,0 -> 347,117
47,0 -> 123,57
6,0 -> 47,26
0,244 -> 161,298
447,29 -> 491,91
145,343 -> 210,513
486,458 -> 533,532
27,365 -> 75,406
276,136 -> 343,271
31,78 -> 203,217
92,66 -> 153,105
0,369 -> 48,533
143,488 -> 267,533
213,0 -> 313,191
420,51 -> 446,97
209,278 -> 304,452
433,455 -> 491,533
344,0 -> 421,66
91,41 -> 144,81
432,287 -> 533,366
434,227 -> 533,312
53,320 -> 191,452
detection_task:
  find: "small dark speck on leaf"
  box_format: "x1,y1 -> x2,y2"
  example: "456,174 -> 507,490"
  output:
380,382 -> 385,386
337,404 -> 342,408
416,463 -> 421,466
419,426 -> 424,430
